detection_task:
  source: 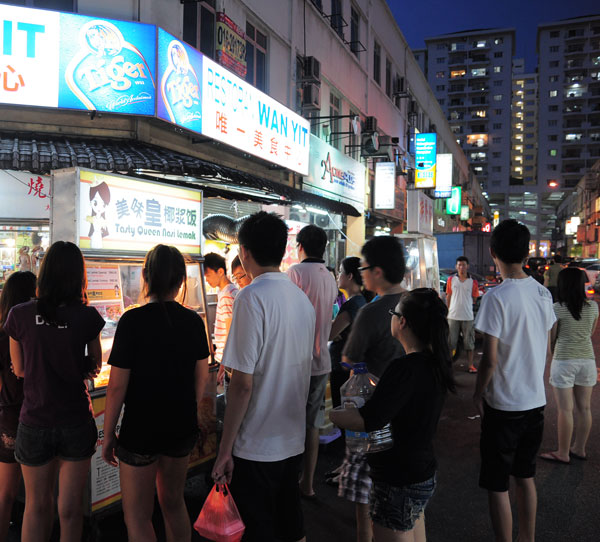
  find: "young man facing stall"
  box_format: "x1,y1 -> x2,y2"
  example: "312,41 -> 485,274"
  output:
212,212 -> 315,542
474,220 -> 555,542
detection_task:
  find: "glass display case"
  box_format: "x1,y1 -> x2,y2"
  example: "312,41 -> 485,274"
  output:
395,234 -> 441,293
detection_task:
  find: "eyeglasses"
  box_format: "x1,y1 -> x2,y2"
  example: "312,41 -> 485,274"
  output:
358,265 -> 374,272
388,309 -> 403,318
233,272 -> 247,283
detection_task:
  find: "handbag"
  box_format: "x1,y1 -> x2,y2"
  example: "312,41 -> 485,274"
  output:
193,483 -> 245,542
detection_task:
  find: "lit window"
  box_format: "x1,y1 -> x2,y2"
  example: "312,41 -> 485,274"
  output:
493,94 -> 503,101
549,149 -> 557,156
549,90 -> 558,97
493,66 -> 502,73
436,71 -> 445,78
450,69 -> 466,78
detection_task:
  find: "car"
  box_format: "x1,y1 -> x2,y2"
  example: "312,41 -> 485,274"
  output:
525,257 -> 548,274
582,263 -> 600,285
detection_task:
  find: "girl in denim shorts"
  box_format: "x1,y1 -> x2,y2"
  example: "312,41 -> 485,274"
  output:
331,289 -> 455,540
4,242 -> 105,542
0,271 -> 36,540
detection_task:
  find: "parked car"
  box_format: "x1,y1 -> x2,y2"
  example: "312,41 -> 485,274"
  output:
525,257 -> 548,274
582,263 -> 600,285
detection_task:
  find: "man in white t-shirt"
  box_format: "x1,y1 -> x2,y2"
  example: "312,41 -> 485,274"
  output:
446,256 -> 480,373
212,212 -> 315,542
474,220 -> 556,542
287,224 -> 338,499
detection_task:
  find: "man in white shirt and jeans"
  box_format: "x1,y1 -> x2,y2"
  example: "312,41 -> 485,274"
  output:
446,256 -> 480,373
212,212 -> 315,542
474,220 -> 555,542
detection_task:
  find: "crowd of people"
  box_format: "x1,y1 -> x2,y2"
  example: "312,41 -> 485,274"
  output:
0,215 -> 596,542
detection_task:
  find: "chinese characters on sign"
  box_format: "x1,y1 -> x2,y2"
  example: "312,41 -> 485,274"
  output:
407,190 -> 433,235
0,170 -> 51,218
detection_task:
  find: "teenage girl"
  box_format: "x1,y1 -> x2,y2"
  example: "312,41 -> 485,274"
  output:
331,288 -> 455,542
102,244 -> 210,542
0,271 -> 36,541
4,242 -> 105,542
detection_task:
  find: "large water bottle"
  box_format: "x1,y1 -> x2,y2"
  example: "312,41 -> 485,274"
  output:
340,363 -> 377,453
367,423 -> 393,453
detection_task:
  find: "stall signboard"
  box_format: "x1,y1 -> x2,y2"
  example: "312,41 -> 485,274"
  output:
304,135 -> 365,213
415,133 -> 437,189
566,216 -> 580,235
460,205 -> 470,221
434,153 -> 452,198
374,161 -> 396,210
0,4 -> 156,115
407,190 -> 433,235
0,170 -> 51,218
77,170 -> 202,254
446,186 -> 461,215
201,55 -> 310,175
493,210 -> 500,227
215,13 -> 246,78
157,29 -> 203,132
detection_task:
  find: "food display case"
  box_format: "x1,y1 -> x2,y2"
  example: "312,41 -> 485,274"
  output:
51,167 -> 217,519
395,234 -> 441,293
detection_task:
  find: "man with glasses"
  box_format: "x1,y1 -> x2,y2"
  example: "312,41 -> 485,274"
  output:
339,236 -> 407,542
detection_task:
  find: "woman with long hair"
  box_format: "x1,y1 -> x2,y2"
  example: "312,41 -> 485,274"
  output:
102,245 -> 210,542
0,271 -> 36,540
540,268 -> 598,464
331,288 -> 455,542
4,242 -> 105,542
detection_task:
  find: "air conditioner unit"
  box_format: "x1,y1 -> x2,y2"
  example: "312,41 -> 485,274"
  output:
302,56 -> 321,83
408,100 -> 418,115
363,116 -> 378,133
375,135 -> 395,161
393,76 -> 405,94
361,131 -> 379,155
302,83 -> 321,110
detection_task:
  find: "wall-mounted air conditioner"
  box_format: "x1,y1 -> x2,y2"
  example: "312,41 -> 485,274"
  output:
302,56 -> 321,83
302,83 -> 321,109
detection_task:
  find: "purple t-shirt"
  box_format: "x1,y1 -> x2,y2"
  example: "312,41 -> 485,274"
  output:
4,300 -> 105,427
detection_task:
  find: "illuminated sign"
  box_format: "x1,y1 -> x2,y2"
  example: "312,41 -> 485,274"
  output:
566,216 -> 580,236
157,29 -> 202,132
77,170 -> 202,254
415,133 -> 437,188
407,190 -> 433,235
0,169 -> 50,219
374,162 -> 396,210
482,222 -> 491,233
460,205 -> 469,221
493,210 -> 500,227
304,135 -> 365,213
216,13 -> 246,78
201,55 -> 310,175
446,186 -> 461,215
434,153 -> 452,198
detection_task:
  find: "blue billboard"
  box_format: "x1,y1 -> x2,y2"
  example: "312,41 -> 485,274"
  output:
415,133 -> 437,189
156,28 -> 203,133
58,13 -> 156,115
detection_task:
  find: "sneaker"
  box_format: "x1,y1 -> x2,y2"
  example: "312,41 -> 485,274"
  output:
468,366 -> 478,374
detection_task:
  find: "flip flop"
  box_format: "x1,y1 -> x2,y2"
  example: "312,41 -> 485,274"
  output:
468,366 -> 478,373
539,452 -> 570,464
569,451 -> 587,461
300,491 -> 318,501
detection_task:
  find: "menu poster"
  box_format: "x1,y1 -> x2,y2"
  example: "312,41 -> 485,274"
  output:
86,263 -> 124,323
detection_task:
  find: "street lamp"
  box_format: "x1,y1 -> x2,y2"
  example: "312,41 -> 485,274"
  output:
547,179 -> 559,188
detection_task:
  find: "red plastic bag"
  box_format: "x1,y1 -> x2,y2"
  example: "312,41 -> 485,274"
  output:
194,484 -> 245,542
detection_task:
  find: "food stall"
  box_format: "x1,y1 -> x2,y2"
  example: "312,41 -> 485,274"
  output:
50,167 -> 216,521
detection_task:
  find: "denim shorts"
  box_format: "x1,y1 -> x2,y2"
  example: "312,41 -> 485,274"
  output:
116,430 -> 199,467
370,475 -> 436,532
15,417 -> 98,466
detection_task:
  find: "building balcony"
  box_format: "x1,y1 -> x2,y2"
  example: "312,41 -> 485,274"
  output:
468,84 -> 489,93
448,86 -> 467,94
468,71 -> 489,79
448,101 -> 467,108
562,164 -> 585,174
561,152 -> 583,160
448,57 -> 467,67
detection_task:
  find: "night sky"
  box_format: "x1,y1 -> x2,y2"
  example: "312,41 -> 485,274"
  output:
389,0 -> 599,72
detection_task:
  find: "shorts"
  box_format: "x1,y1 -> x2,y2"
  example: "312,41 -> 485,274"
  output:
306,374 -> 328,429
0,406 -> 20,464
370,475 -> 436,532
15,417 -> 98,467
479,402 -> 544,492
550,359 -> 597,388
116,431 -> 199,467
448,319 -> 475,351
338,448 -> 372,504
228,454 -> 304,542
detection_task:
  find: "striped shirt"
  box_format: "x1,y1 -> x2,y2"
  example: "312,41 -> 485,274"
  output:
553,301 -> 599,361
214,282 -> 239,363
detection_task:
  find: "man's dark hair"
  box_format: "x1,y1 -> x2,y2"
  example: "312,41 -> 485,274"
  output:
204,252 -> 227,272
296,224 -> 328,259
456,256 -> 469,264
361,236 -> 405,284
554,254 -> 563,264
238,212 -> 288,267
231,255 -> 242,273
490,219 -> 530,264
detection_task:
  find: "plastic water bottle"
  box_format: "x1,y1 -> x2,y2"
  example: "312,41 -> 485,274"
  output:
367,423 -> 393,453
340,363 -> 377,453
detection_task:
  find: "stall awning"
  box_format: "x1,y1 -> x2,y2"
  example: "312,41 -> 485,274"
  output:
0,132 -> 360,217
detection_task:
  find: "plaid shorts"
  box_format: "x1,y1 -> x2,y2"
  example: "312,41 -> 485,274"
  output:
337,448 -> 372,504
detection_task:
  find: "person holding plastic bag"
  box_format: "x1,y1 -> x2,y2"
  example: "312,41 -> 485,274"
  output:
331,288 -> 455,541
102,245 -> 210,542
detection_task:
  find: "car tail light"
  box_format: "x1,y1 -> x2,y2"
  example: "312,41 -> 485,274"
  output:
587,287 -> 595,295
525,264 -> 530,269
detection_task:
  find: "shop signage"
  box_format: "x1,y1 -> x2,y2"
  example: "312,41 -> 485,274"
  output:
415,133 -> 437,189
215,13 -> 246,78
157,29 -> 203,132
493,210 -> 500,227
304,135 -> 365,213
76,170 -> 202,254
0,169 -> 51,219
566,216 -> 580,236
434,153 -> 452,198
0,4 -> 156,115
482,222 -> 491,233
446,186 -> 461,215
201,55 -> 310,175
374,162 -> 396,210
407,190 -> 433,235
460,205 -> 469,221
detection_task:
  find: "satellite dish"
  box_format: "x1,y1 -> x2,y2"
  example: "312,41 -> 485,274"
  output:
351,116 -> 360,135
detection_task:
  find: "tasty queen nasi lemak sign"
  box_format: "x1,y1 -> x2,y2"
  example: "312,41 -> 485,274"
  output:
157,28 -> 202,133
78,170 -> 202,255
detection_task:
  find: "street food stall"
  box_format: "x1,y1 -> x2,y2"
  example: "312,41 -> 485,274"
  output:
51,167 -> 216,521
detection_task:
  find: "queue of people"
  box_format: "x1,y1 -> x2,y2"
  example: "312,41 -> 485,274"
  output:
0,216 -> 596,542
